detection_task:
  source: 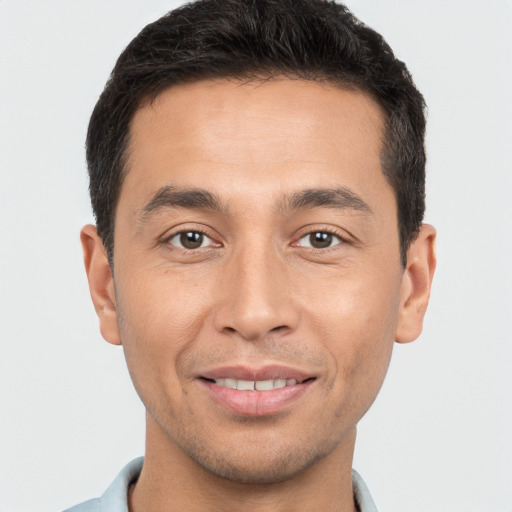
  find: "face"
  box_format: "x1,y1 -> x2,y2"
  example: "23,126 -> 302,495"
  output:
84,78 -> 434,484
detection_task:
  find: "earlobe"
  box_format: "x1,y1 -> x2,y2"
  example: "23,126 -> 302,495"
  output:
395,224 -> 437,344
80,225 -> 122,345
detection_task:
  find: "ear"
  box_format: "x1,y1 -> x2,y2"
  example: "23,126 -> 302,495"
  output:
80,225 -> 121,345
395,224 -> 437,344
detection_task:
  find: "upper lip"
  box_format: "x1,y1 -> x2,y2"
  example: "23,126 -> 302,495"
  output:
199,365 -> 315,382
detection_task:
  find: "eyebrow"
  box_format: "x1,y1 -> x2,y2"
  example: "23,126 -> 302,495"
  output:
139,184 -> 372,224
283,187 -> 373,214
139,186 -> 226,222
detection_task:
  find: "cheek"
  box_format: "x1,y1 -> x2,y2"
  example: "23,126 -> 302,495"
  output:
117,265 -> 211,341
310,270 -> 401,407
113,271 -> 212,403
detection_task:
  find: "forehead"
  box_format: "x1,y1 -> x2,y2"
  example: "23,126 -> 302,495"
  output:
122,78 -> 390,214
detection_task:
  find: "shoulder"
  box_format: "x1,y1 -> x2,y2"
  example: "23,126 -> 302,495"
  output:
352,469 -> 379,512
63,498 -> 101,512
61,457 -> 144,512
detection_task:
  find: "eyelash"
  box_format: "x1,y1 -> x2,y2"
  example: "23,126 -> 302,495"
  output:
294,228 -> 348,250
164,229 -> 218,250
163,227 -> 349,252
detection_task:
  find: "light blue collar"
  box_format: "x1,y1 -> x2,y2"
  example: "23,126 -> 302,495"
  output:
64,457 -> 378,512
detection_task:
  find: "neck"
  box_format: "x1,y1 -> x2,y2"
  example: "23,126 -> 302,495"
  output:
129,414 -> 358,512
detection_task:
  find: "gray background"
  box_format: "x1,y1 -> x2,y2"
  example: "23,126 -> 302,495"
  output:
1,1 -> 511,510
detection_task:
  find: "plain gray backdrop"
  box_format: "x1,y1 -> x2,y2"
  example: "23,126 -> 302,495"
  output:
1,1 -> 511,511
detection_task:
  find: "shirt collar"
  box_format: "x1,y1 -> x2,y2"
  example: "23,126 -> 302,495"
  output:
96,458 -> 378,512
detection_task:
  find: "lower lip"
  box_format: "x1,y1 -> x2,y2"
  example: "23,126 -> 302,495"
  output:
200,379 -> 314,417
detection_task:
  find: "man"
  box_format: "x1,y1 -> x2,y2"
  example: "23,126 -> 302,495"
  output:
69,0 -> 436,510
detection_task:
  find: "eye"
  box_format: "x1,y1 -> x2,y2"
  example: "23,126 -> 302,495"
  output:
297,231 -> 343,249
167,231 -> 214,250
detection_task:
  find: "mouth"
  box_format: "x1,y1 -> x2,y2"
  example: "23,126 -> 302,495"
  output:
198,366 -> 316,416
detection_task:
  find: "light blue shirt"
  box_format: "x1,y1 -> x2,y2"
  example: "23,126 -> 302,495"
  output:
63,457 -> 378,512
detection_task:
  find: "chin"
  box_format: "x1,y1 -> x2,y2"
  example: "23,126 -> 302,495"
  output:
184,436 -> 337,485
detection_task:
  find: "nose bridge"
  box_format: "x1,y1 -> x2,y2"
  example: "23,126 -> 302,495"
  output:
214,236 -> 298,341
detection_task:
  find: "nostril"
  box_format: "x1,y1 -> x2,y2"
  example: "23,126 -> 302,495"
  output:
270,325 -> 289,333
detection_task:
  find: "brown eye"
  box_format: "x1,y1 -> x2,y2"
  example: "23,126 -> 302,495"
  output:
168,231 -> 211,249
181,231 -> 203,249
309,232 -> 332,248
298,231 -> 342,249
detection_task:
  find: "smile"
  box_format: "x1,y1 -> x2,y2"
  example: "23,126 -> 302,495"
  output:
198,367 -> 316,416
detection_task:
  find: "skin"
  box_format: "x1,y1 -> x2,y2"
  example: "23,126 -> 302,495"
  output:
81,79 -> 436,512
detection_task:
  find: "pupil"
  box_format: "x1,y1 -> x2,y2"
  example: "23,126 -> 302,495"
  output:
180,231 -> 203,249
310,232 -> 332,248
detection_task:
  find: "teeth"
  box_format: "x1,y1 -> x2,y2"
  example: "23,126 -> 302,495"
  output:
237,380 -> 255,391
273,378 -> 286,389
225,378 -> 237,389
255,380 -> 274,391
213,378 -> 300,391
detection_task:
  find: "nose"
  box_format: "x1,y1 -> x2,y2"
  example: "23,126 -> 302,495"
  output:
213,244 -> 300,342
